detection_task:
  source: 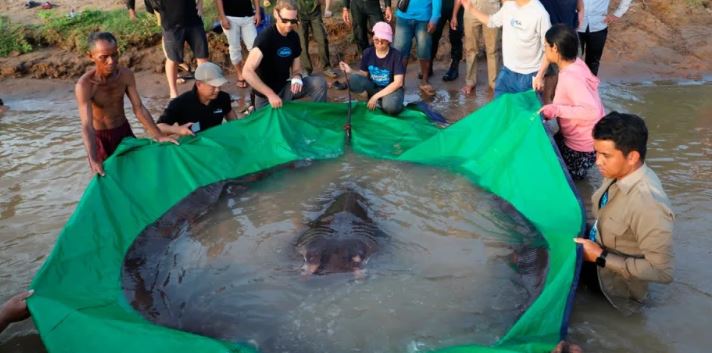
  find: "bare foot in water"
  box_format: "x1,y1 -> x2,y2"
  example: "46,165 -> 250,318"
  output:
461,84 -> 475,96
419,83 -> 436,96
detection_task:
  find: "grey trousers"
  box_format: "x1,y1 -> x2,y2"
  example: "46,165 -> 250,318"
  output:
254,75 -> 328,109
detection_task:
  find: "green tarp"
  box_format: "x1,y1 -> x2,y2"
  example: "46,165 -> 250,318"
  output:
29,91 -> 582,353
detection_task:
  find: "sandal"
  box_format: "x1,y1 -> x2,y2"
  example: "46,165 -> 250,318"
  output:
178,72 -> 194,81
237,80 -> 248,89
178,63 -> 191,72
419,84 -> 436,97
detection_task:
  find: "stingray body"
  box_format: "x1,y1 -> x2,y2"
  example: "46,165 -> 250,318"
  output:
296,191 -> 379,275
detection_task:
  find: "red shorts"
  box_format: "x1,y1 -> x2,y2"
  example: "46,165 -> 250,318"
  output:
95,120 -> 135,162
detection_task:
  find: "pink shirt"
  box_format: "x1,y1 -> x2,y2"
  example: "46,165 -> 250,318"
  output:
549,58 -> 605,152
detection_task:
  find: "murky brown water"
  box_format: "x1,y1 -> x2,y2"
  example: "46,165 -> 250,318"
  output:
1,81 -> 711,352
121,155 -> 547,353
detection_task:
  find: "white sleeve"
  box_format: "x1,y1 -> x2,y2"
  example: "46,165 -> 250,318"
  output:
612,0 -> 632,18
540,11 -> 552,48
488,6 -> 505,28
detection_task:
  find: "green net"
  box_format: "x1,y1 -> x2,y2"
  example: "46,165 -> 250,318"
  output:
29,91 -> 582,353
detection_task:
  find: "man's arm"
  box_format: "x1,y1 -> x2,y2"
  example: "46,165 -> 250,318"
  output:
322,0 -> 332,17
75,78 -> 105,176
533,15 -> 552,91
451,0 -> 462,30
225,108 -> 238,121
157,122 -> 194,135
342,0 -> 352,25
428,0 -> 442,31
253,0 -> 261,25
215,0 -> 230,29
384,0 -> 392,23
606,0 -> 632,23
290,56 -> 305,94
576,0 -> 584,30
243,48 -> 284,107
197,0 -> 204,17
0,291 -> 33,334
459,0 -> 490,26
125,70 -> 179,144
126,0 -> 137,20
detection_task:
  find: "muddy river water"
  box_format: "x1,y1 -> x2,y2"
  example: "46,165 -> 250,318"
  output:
0,81 -> 710,353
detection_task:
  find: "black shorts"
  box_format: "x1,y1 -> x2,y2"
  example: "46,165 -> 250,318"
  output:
162,24 -> 209,63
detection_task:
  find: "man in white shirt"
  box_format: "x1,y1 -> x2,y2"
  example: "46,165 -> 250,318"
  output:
578,0 -> 632,75
461,0 -> 551,98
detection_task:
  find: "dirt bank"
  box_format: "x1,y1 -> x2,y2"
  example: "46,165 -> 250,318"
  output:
1,0 -> 711,84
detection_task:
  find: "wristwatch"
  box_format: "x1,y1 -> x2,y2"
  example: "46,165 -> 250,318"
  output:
596,248 -> 608,268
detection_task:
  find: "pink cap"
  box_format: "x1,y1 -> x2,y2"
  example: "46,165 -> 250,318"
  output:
372,22 -> 393,43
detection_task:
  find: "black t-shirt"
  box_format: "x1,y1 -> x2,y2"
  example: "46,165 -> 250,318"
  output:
157,86 -> 232,133
254,25 -> 301,97
540,0 -> 578,29
157,0 -> 203,30
222,0 -> 255,17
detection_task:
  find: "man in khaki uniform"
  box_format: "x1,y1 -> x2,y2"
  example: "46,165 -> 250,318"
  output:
452,0 -> 501,96
576,112 -> 674,314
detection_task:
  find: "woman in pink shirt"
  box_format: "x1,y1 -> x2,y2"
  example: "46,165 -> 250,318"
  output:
540,24 -> 605,180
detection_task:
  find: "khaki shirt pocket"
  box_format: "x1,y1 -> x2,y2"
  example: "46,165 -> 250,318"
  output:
599,216 -> 628,251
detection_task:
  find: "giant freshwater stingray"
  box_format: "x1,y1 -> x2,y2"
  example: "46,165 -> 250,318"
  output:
295,190 -> 381,275
121,163 -> 549,346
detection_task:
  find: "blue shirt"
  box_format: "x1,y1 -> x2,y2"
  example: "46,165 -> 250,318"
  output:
395,0 -> 441,24
360,47 -> 406,88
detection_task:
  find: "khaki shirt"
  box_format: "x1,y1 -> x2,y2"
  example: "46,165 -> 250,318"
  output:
592,164 -> 674,313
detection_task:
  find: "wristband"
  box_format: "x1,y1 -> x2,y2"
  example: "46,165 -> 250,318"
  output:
291,77 -> 303,86
596,248 -> 608,268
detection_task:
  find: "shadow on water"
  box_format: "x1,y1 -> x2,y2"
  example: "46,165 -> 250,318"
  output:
122,155 -> 548,353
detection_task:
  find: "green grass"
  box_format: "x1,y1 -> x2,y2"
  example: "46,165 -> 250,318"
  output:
686,0 -> 710,7
36,8 -> 162,53
0,17 -> 34,56
0,3 -> 225,57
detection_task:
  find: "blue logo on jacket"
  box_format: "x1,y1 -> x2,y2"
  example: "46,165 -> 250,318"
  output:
277,47 -> 292,57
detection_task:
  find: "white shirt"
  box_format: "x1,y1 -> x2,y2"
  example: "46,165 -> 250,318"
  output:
579,0 -> 632,33
488,0 -> 551,74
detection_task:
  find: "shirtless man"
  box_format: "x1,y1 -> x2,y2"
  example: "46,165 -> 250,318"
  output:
75,32 -> 177,176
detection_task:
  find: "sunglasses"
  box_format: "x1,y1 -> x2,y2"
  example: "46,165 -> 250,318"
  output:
277,12 -> 299,24
373,38 -> 389,44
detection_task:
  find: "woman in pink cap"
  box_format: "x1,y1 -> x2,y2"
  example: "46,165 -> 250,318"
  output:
338,22 -> 405,116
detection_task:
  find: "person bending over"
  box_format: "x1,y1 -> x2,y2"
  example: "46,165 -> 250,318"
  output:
157,62 -> 238,136
75,32 -> 177,177
242,0 -> 328,109
539,24 -> 604,180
